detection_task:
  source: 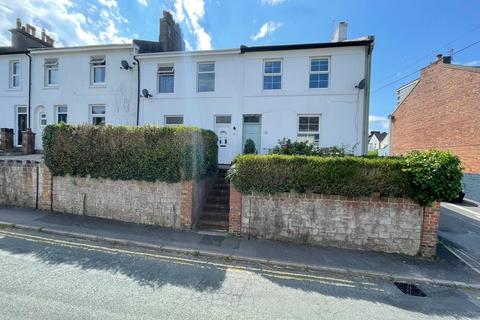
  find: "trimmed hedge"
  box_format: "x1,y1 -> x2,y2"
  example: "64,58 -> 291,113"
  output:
227,150 -> 462,206
43,124 -> 218,182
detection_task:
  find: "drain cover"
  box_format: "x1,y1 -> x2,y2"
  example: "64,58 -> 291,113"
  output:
394,282 -> 426,297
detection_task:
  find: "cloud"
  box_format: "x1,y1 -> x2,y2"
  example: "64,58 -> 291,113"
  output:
0,0 -> 130,47
369,115 -> 389,130
137,0 -> 148,6
173,0 -> 212,50
251,21 -> 282,41
463,60 -> 480,66
261,0 -> 285,5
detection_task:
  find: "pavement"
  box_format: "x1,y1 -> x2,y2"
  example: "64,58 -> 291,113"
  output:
439,200 -> 480,273
0,205 -> 479,289
1,227 -> 479,319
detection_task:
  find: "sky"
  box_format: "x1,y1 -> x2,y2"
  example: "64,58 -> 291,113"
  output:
0,0 -> 478,132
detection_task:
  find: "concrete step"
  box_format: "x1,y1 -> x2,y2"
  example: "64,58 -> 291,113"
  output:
203,204 -> 229,212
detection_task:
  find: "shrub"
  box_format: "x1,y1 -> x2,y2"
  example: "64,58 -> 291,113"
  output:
270,138 -> 350,156
402,150 -> 462,206
227,150 -> 463,206
228,154 -> 408,197
43,124 -> 218,182
243,139 -> 256,154
368,150 -> 379,157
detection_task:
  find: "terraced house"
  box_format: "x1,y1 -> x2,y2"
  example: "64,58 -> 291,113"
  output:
0,17 -> 374,164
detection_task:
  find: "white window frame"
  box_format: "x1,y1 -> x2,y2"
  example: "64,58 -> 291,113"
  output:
44,58 -> 59,87
297,114 -> 321,147
55,105 -> 68,124
197,62 -> 215,92
90,104 -> 106,125
39,112 -> 47,128
164,115 -> 184,126
157,63 -> 175,93
9,60 -> 20,89
263,59 -> 282,90
309,57 -> 330,89
90,56 -> 106,86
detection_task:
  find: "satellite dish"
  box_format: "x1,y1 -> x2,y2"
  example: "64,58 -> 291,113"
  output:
121,60 -> 131,70
356,79 -> 366,90
142,88 -> 152,98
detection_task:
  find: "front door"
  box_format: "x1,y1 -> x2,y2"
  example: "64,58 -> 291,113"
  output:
16,106 -> 28,146
215,115 -> 232,164
242,115 -> 261,153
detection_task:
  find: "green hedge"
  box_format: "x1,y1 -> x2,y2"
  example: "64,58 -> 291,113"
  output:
227,150 -> 462,206
43,124 -> 218,182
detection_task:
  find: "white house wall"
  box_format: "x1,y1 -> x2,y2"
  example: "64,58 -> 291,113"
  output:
30,47 -> 137,148
139,46 -> 367,157
0,53 -> 29,144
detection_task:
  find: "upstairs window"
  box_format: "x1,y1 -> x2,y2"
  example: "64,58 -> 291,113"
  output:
309,58 -> 329,88
263,60 -> 282,90
9,60 -> 20,88
90,105 -> 105,125
158,64 -> 174,93
56,105 -> 68,123
90,56 -> 106,85
197,62 -> 215,92
165,115 -> 184,125
297,115 -> 320,146
44,58 -> 59,87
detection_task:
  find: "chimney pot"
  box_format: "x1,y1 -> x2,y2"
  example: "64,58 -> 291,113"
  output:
436,53 -> 443,61
16,18 -> 21,29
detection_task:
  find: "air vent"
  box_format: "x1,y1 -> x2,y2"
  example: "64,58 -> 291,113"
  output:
394,282 -> 426,297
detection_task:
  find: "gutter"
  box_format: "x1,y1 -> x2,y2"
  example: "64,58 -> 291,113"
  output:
25,51 -> 32,128
133,55 -> 140,125
361,37 -> 374,155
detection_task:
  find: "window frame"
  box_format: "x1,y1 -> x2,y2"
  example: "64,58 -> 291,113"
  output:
263,59 -> 282,90
90,56 -> 106,86
157,63 -> 175,94
309,57 -> 330,89
9,60 -> 20,89
44,58 -> 59,87
164,115 -> 184,126
55,105 -> 68,124
90,104 -> 106,125
197,62 -> 215,93
297,114 -> 321,147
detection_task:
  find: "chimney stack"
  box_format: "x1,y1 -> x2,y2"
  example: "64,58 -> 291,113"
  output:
332,21 -> 348,42
16,18 -> 22,29
41,29 -> 46,42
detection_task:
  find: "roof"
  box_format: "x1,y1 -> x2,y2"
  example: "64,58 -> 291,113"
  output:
132,40 -> 165,54
369,131 -> 388,143
240,38 -> 374,53
0,47 -> 25,55
29,43 -> 133,54
396,79 -> 419,92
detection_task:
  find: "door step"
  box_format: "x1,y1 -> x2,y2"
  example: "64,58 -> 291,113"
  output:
198,168 -> 230,232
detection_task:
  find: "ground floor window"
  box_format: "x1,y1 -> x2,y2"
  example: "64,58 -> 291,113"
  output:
297,115 -> 320,146
56,105 -> 68,123
164,115 -> 183,125
90,105 -> 105,125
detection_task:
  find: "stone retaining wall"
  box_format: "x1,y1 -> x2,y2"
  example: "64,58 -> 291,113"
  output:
0,161 -> 211,230
230,185 -> 440,257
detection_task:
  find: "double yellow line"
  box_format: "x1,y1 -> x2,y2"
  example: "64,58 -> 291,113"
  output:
0,228 -> 381,290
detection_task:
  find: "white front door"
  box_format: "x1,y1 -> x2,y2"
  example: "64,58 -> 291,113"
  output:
215,115 -> 232,164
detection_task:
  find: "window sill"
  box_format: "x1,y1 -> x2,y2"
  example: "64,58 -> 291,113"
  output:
43,86 -> 59,89
6,87 -> 22,91
89,84 -> 107,88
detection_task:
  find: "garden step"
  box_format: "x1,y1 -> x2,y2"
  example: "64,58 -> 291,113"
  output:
206,196 -> 229,203
202,210 -> 229,220
203,204 -> 229,212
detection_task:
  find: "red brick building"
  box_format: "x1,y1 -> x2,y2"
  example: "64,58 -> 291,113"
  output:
390,54 -> 480,201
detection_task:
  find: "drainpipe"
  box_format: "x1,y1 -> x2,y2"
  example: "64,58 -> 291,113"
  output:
25,50 -> 32,128
133,55 -> 140,126
361,37 -> 374,155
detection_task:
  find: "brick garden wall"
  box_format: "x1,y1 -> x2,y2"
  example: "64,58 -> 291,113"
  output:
230,185 -> 440,257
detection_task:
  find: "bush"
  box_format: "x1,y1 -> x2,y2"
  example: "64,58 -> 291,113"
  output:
43,124 -> 218,182
402,150 -> 462,206
227,150 -> 463,206
270,138 -> 350,156
243,139 -> 256,154
368,150 -> 379,157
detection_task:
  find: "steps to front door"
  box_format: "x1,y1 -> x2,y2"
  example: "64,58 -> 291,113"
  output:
198,167 -> 230,232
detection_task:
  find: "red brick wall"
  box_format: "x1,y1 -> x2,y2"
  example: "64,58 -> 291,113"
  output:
229,185 -> 242,234
391,60 -> 480,173
180,181 -> 193,229
420,201 -> 440,258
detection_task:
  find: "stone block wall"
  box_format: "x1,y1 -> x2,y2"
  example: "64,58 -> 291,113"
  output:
0,161 -> 38,208
231,187 -> 440,257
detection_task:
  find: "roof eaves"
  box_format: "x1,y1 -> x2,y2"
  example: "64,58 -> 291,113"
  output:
240,38 -> 374,53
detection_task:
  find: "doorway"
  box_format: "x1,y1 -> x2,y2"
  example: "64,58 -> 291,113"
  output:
214,115 -> 233,164
15,106 -> 28,146
242,115 -> 261,154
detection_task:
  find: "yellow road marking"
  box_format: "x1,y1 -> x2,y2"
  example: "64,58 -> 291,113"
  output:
0,229 -> 379,288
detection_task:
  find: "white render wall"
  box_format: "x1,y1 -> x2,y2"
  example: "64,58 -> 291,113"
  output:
138,46 -> 367,159
29,46 -> 138,148
0,53 -> 29,144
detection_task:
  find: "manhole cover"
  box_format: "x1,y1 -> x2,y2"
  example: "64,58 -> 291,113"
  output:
394,282 -> 426,297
